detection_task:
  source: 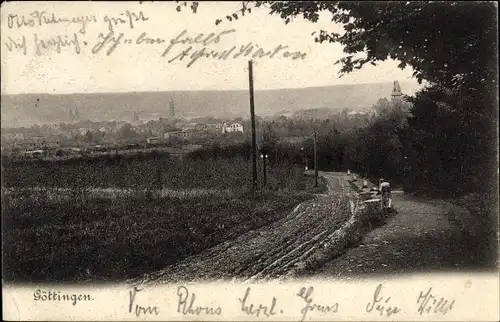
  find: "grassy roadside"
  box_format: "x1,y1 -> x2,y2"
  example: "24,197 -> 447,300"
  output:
448,192 -> 499,267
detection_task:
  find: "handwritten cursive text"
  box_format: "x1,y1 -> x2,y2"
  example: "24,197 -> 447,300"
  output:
128,287 -> 160,317
177,285 -> 222,316
366,284 -> 401,317
296,286 -> 339,322
103,11 -> 149,32
239,287 -> 280,318
417,287 -> 455,315
4,35 -> 27,55
34,33 -> 81,55
91,31 -> 124,56
7,11 -> 97,34
161,29 -> 236,57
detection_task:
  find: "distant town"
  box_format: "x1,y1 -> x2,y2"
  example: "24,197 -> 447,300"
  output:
1,82 -> 406,160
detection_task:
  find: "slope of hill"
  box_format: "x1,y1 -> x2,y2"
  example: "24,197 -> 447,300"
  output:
1,81 -> 421,127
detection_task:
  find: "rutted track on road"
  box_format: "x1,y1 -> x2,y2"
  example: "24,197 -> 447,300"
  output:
129,172 -> 358,286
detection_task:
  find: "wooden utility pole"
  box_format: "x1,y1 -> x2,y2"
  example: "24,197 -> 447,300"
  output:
248,61 -> 258,191
262,153 -> 268,188
313,130 -> 318,187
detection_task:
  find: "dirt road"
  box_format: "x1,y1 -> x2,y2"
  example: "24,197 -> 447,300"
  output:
130,172 -> 356,286
130,172 -> 495,286
317,192 -> 495,279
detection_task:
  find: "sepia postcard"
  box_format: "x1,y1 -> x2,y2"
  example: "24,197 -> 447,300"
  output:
1,1 -> 499,321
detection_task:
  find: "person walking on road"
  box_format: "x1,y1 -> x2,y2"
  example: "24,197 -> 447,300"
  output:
379,178 -> 392,211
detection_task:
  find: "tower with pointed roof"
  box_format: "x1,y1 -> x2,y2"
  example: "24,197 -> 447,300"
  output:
391,81 -> 403,102
169,99 -> 175,118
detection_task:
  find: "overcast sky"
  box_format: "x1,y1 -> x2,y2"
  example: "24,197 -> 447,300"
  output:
1,2 -> 418,95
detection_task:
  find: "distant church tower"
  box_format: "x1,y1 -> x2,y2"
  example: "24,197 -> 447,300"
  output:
68,108 -> 74,121
169,99 -> 175,118
391,81 -> 403,102
74,107 -> 80,120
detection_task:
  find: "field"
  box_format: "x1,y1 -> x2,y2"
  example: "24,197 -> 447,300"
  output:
2,153 -> 314,190
2,155 -> 326,282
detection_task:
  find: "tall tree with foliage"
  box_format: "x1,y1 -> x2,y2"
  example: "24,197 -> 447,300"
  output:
177,0 -> 497,195
84,130 -> 94,144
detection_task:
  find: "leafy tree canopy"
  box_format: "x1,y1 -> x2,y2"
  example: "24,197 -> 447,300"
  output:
175,1 -> 498,196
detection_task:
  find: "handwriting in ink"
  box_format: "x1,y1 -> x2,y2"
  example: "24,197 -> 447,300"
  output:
161,29 -> 236,58
128,286 -> 160,317
34,33 -> 81,55
297,286 -> 339,322
177,286 -> 222,316
417,287 -> 455,315
136,32 -> 166,45
366,284 -> 401,317
103,11 -> 149,32
167,45 -> 235,67
7,11 -> 97,34
166,43 -> 304,67
91,31 -> 124,56
231,43 -> 302,59
164,30 -> 306,67
239,287 -> 280,318
4,36 -> 27,55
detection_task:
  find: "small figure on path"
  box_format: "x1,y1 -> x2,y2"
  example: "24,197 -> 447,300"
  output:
379,178 -> 392,210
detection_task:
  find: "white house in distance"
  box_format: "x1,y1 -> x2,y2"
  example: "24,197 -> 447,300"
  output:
164,130 -> 192,139
222,122 -> 244,134
146,137 -> 161,144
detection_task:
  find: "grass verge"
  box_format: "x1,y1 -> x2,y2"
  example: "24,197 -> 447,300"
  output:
3,185 -> 316,283
448,192 -> 499,268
